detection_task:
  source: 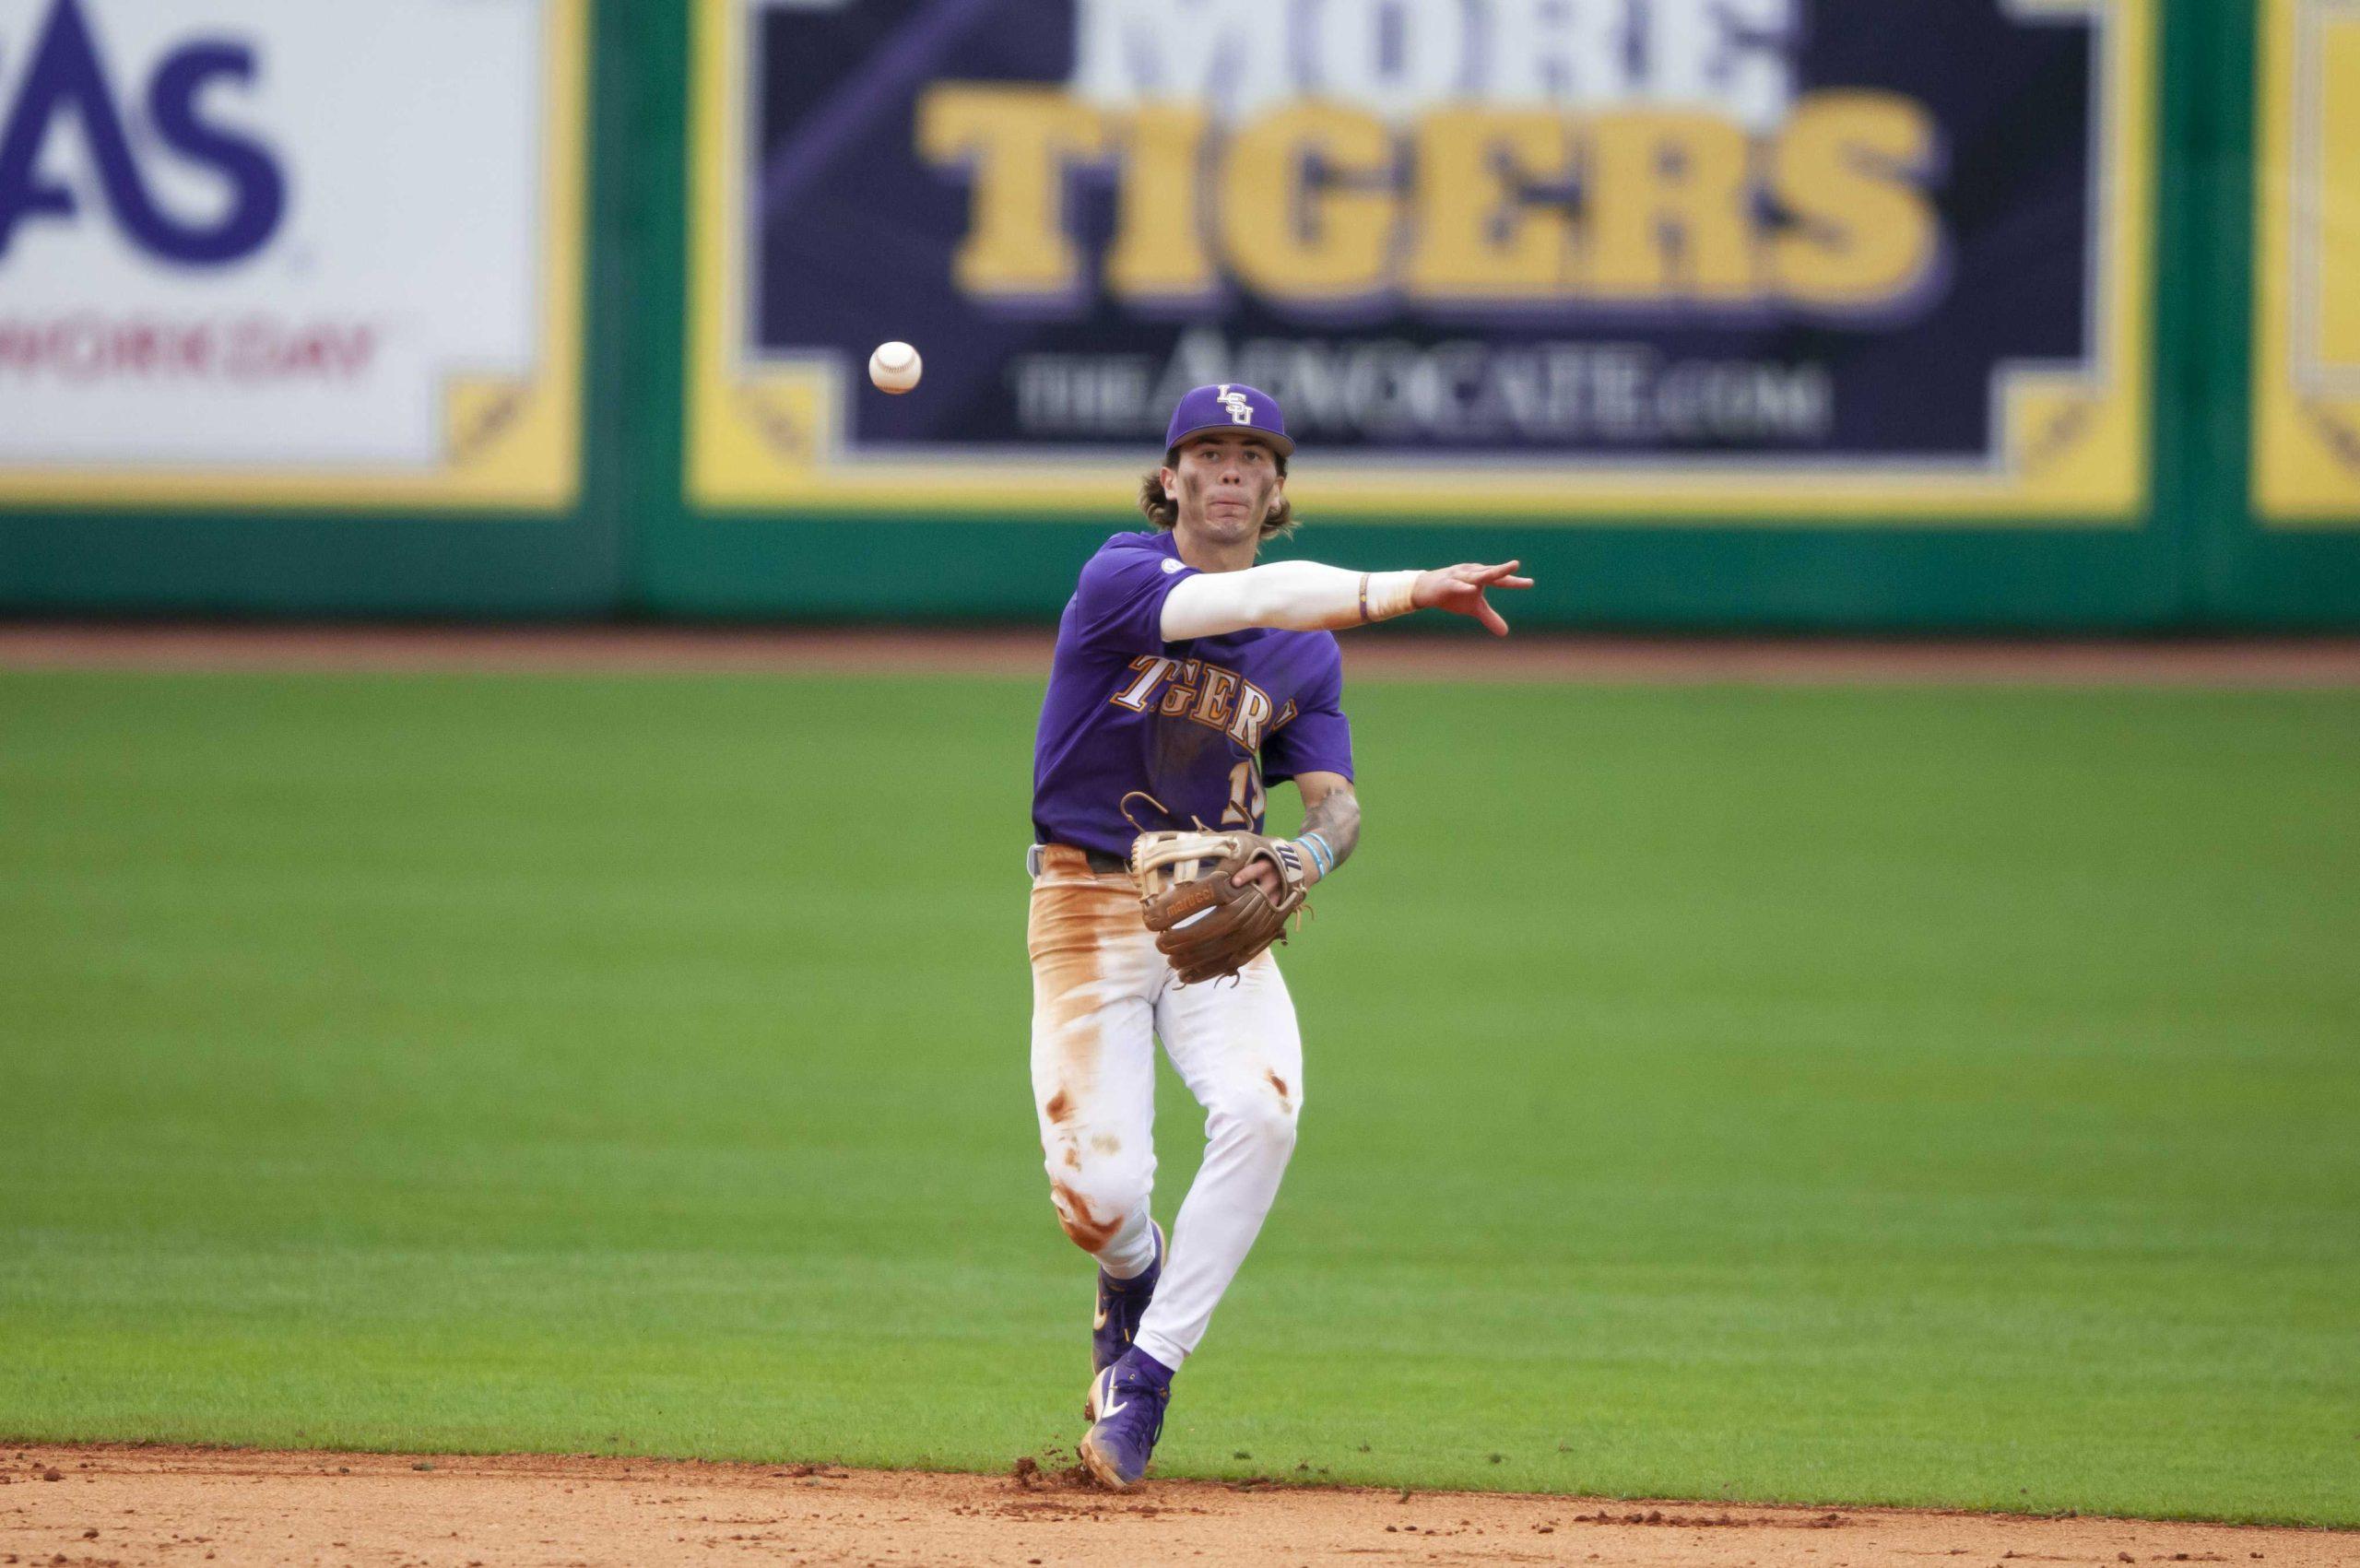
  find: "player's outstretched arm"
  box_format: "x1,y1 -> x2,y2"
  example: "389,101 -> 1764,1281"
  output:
1161,560 -> 1533,641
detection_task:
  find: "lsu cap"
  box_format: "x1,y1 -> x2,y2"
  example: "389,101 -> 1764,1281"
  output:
1163,383 -> 1293,457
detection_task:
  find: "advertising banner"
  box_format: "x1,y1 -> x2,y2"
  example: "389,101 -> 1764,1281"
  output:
0,0 -> 587,510
690,0 -> 2154,523
2252,0 -> 2360,525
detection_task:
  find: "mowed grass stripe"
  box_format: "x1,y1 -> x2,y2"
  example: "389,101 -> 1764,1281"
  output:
0,672 -> 2354,1524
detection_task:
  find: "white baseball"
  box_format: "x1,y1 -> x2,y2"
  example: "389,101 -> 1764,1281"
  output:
868,340 -> 922,395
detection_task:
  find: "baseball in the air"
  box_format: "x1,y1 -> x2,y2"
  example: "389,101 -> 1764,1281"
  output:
868,340 -> 922,394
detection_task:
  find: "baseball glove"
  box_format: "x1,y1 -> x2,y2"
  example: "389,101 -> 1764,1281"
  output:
1129,829 -> 1311,985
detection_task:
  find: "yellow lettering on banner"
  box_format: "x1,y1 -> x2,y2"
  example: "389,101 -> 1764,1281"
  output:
915,86 -> 1105,298
1405,110 -> 1574,301
1106,105 -> 1216,301
1770,91 -> 1941,311
1581,111 -> 1755,302
1220,102 -> 1397,302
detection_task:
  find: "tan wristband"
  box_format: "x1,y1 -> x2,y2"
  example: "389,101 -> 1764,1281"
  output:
1359,570 -> 1421,623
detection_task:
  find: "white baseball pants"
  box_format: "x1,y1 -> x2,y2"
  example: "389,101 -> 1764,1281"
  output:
1027,845 -> 1303,1373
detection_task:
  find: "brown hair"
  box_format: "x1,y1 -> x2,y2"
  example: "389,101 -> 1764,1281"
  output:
1138,448 -> 1296,539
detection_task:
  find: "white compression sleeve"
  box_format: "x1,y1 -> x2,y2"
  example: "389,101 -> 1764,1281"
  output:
1159,561 -> 1422,641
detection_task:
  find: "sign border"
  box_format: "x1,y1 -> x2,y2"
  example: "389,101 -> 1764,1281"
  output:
2250,0 -> 2360,525
0,0 -> 590,513
690,0 -> 2155,525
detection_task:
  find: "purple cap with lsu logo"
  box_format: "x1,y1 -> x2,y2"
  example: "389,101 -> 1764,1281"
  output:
1164,383 -> 1294,457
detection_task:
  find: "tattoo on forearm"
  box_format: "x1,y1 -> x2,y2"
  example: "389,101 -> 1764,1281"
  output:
1299,789 -> 1361,878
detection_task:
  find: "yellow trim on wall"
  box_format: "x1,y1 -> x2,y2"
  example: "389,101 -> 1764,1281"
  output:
689,0 -> 2154,525
2252,0 -> 2360,525
0,0 -> 589,513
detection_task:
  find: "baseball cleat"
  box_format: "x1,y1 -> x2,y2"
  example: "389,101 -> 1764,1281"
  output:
1079,1348 -> 1173,1491
1087,1221 -> 1165,1416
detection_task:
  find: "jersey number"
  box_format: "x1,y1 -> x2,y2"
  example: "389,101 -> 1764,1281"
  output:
1221,759 -> 1266,827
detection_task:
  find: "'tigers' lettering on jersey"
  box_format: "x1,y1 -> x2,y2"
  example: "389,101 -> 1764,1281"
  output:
1108,654 -> 1298,752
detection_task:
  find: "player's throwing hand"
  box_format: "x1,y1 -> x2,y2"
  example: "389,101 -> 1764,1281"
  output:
1412,561 -> 1535,636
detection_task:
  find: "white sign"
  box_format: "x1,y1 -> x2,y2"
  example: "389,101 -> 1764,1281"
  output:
0,0 -> 585,508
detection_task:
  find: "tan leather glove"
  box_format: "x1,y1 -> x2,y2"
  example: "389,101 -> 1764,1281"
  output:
1128,830 -> 1310,986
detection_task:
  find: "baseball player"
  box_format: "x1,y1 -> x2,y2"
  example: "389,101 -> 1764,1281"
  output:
1029,383 -> 1532,1490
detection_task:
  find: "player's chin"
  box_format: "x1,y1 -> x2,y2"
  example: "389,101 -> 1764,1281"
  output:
1200,504 -> 1260,540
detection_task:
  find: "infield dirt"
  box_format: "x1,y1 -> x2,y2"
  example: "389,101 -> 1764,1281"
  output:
3,1446 -> 2354,1568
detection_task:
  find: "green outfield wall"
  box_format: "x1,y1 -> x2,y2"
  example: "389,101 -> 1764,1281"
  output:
0,0 -> 2354,630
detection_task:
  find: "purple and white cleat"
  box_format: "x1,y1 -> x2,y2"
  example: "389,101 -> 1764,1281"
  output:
1087,1221 -> 1165,1413
1079,1348 -> 1173,1491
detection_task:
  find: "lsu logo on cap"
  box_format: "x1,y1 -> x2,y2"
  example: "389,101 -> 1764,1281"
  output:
1164,383 -> 1293,454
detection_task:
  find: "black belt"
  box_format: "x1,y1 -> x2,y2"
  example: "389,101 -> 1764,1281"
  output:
1029,843 -> 1131,877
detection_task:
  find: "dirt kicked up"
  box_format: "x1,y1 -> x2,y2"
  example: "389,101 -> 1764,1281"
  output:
3,1447 -> 2353,1568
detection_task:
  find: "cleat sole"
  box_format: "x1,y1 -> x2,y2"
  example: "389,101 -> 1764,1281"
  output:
1079,1434 -> 1133,1491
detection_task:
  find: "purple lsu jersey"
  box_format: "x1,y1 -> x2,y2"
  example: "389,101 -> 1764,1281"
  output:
1032,531 -> 1353,858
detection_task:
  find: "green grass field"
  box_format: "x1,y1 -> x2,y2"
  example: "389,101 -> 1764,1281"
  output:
2,670 -> 2354,1526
